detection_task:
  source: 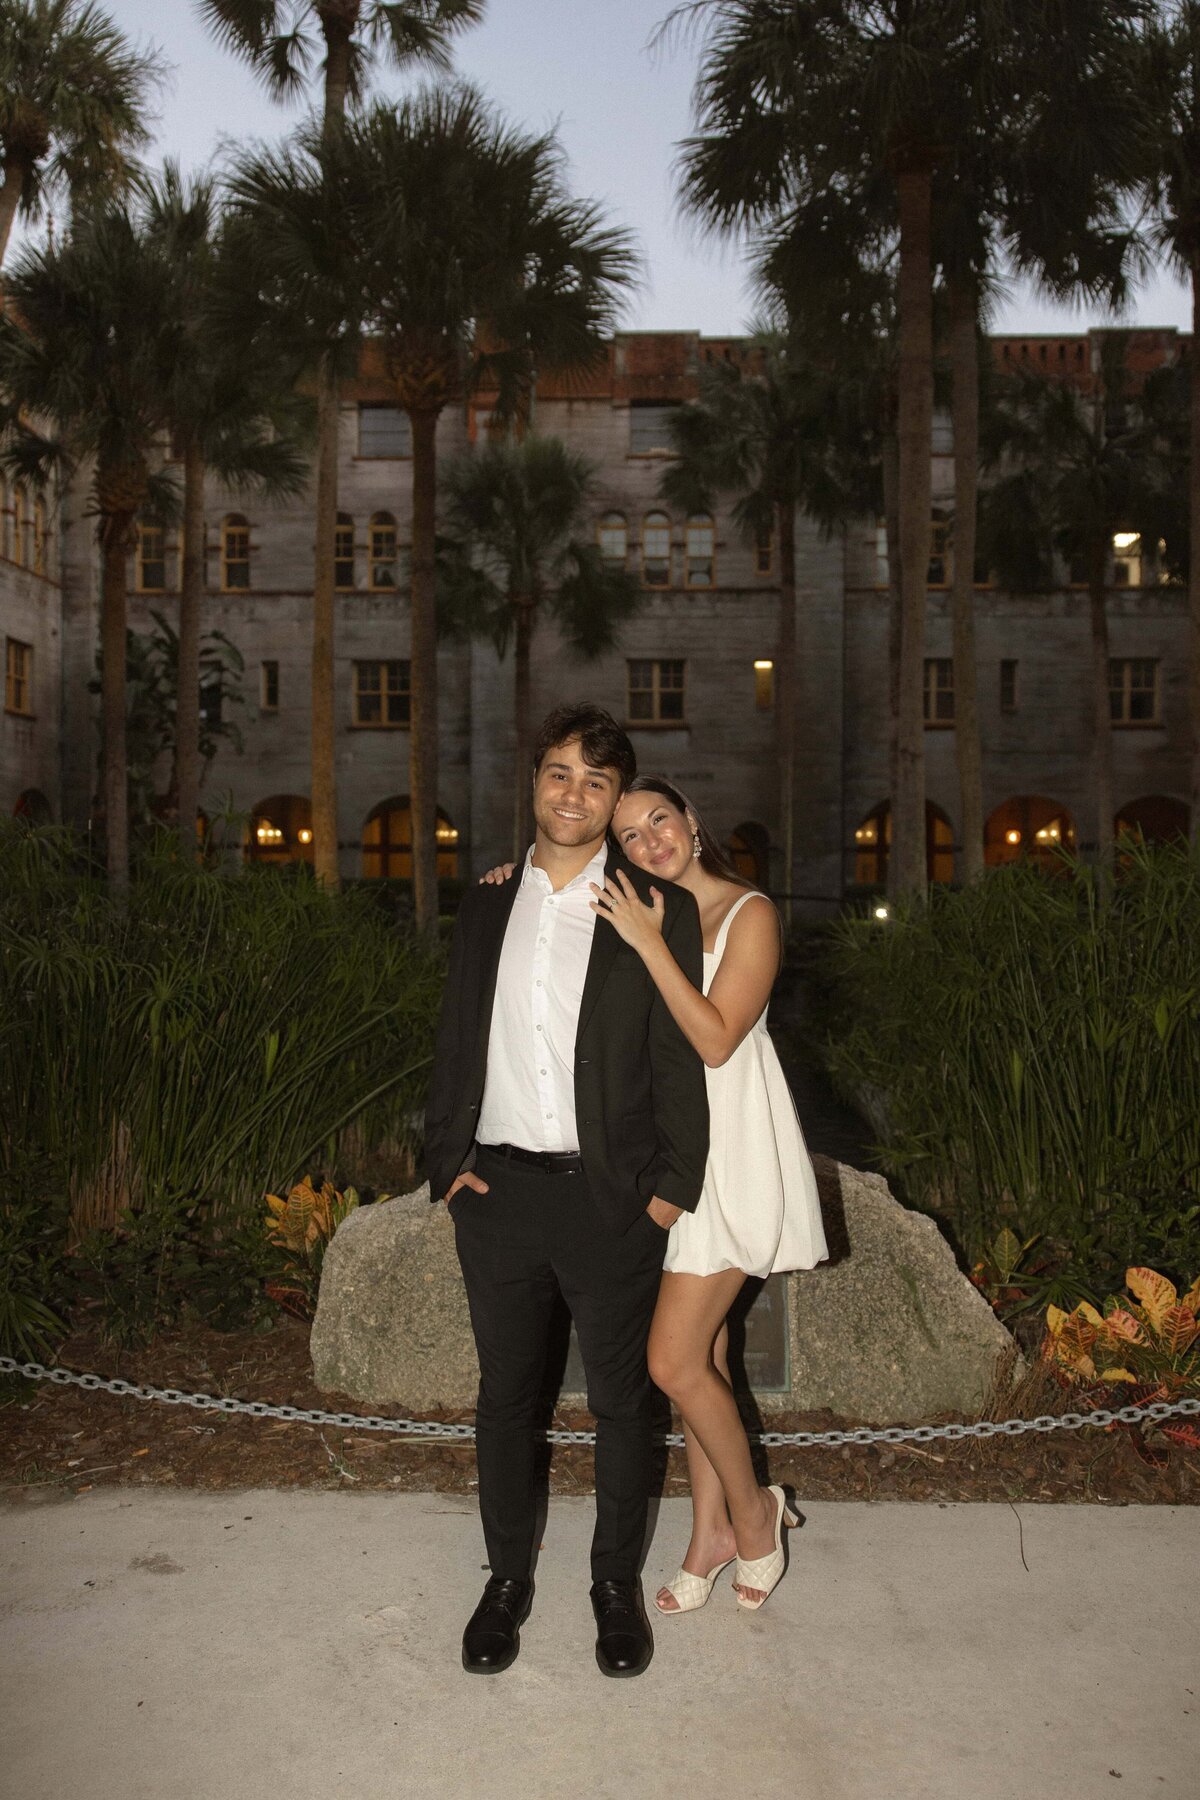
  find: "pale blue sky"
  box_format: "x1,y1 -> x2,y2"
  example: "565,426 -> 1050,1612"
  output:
30,0 -> 1194,337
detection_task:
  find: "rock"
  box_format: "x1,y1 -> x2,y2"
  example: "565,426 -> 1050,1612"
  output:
310,1184 -> 479,1411
786,1158 -> 1017,1423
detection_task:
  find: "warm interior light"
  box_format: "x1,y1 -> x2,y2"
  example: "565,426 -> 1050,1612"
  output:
753,659 -> 774,670
435,825 -> 459,843
1005,828 -> 1021,845
255,819 -> 283,844
1112,532 -> 1140,550
297,827 -> 313,844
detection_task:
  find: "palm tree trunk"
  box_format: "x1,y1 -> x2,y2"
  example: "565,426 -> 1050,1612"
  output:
882,421 -> 901,841
320,7 -> 357,129
890,161 -> 935,900
409,405 -> 440,936
312,353 -> 340,887
776,498 -> 797,926
512,595 -> 535,862
99,509 -> 133,897
1088,538 -> 1115,867
0,157 -> 28,268
948,274 -> 984,884
1190,255 -> 1200,844
174,441 -> 205,861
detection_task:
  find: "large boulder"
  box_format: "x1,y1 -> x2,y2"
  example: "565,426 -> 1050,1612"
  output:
310,1184 -> 479,1411
785,1157 -> 1017,1422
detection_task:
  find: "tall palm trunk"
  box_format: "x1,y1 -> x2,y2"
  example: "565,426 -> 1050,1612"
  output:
890,161 -> 935,899
0,155 -> 29,267
948,275 -> 984,884
512,593 -> 535,863
311,355 -> 340,886
1088,536 -> 1115,866
409,405 -> 440,935
1190,255 -> 1200,843
320,8 -> 358,127
98,500 -> 134,897
882,420 -> 901,842
174,440 -> 206,860
776,497 -> 797,925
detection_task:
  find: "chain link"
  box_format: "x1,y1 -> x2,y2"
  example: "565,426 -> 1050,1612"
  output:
3,1356 -> 1198,1450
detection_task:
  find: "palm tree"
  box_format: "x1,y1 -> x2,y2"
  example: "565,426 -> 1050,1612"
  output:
980,339 -> 1179,866
142,166 -> 311,858
197,0 -> 484,131
661,331 -> 881,916
0,0 -> 163,266
441,435 -> 642,859
1142,1 -> 1200,840
0,203 -> 178,892
341,91 -> 637,931
202,0 -> 484,890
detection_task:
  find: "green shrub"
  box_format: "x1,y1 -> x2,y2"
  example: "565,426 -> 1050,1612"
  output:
824,842 -> 1200,1297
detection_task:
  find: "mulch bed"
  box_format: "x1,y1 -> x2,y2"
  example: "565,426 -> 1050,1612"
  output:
2,1315 -> 1196,1507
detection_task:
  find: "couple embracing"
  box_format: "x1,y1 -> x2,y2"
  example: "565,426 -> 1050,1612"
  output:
424,702 -> 827,1680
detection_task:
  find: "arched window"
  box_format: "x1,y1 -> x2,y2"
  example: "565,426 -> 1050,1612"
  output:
851,801 -> 955,888
33,497 -> 47,576
12,487 -> 26,568
597,512 -> 627,566
245,794 -> 313,866
728,821 -> 770,886
641,511 -> 671,588
369,512 -> 398,590
221,514 -> 250,591
685,513 -> 715,588
1115,795 -> 1189,846
335,512 -> 356,590
362,798 -> 459,881
984,797 -> 1076,871
136,521 -> 168,593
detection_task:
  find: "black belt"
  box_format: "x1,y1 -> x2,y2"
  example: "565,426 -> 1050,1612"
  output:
480,1142 -> 584,1175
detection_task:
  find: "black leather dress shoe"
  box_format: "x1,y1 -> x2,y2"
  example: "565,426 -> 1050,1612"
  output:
590,1579 -> 653,1678
461,1576 -> 533,1674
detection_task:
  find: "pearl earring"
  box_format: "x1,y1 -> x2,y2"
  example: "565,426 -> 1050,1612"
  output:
691,831 -> 701,860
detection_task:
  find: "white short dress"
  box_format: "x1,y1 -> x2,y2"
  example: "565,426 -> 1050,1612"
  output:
663,891 -> 829,1279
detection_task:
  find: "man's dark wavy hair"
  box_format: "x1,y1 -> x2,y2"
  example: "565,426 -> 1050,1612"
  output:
532,703 -> 637,792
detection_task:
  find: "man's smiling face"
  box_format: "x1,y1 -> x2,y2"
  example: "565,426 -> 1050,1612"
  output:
531,736 -> 621,851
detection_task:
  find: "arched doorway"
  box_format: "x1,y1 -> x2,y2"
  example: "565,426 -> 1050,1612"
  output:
13,788 -> 52,824
362,798 -> 460,880
850,800 -> 955,887
245,795 -> 314,866
728,821 -> 771,887
1114,794 -> 1189,845
984,797 -> 1076,870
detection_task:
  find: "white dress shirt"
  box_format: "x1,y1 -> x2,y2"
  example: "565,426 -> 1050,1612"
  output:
477,842 -> 607,1153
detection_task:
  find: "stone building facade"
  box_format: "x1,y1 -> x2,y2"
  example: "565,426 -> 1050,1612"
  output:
1,326 -> 1191,908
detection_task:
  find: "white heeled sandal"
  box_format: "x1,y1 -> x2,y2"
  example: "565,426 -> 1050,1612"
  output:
733,1485 -> 799,1612
655,1556 -> 735,1615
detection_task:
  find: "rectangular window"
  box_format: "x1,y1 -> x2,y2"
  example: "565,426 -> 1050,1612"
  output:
685,516 -> 715,588
260,661 -> 279,712
872,521 -> 889,588
754,659 -> 775,709
627,658 -> 686,724
353,659 -> 411,727
137,524 -> 168,593
923,657 -> 955,726
199,681 -> 222,731
928,519 -> 952,587
754,527 -> 774,576
628,404 -> 678,456
1112,532 -> 1142,587
999,659 -> 1018,714
5,637 -> 32,715
1109,657 -> 1159,726
358,406 -> 412,459
335,517 -> 355,590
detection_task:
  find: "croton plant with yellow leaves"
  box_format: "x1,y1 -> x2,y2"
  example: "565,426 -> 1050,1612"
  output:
1043,1268 -> 1200,1453
264,1175 -> 362,1317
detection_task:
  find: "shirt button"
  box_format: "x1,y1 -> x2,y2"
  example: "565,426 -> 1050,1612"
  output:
536,1024 -> 543,1032
536,980 -> 543,988
540,1068 -> 548,1075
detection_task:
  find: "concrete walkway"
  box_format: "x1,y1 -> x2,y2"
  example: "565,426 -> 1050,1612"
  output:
1,1489 -> 1195,1800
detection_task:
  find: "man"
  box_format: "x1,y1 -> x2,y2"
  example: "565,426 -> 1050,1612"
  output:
425,702 -> 709,1679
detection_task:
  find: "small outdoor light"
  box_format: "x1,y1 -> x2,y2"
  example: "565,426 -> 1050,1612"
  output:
753,659 -> 775,709
872,903 -> 890,921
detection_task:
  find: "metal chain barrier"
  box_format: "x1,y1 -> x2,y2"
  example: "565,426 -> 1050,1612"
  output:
3,1355 -> 1198,1450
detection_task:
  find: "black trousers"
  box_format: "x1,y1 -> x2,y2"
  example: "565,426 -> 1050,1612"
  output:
451,1145 -> 668,1584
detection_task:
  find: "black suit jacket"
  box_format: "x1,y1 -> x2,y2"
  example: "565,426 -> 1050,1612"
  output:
424,850 -> 709,1234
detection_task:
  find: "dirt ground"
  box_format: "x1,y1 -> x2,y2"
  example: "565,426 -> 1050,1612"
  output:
2,1314 -> 1195,1508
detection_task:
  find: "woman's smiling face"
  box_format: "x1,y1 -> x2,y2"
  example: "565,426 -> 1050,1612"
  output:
612,789 -> 694,881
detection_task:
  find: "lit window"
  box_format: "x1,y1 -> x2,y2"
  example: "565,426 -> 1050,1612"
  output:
1112,532 -> 1142,587
1109,658 -> 1159,726
754,659 -> 775,709
641,512 -> 671,588
685,514 -> 715,588
369,513 -> 400,590
221,515 -> 250,591
353,659 -> 411,727
923,658 -> 955,726
358,405 -> 412,458
628,404 -> 677,456
873,521 -> 889,588
335,513 -> 355,590
928,518 -> 952,587
137,522 -> 168,593
5,637 -> 32,716
261,661 -> 279,712
754,527 -> 774,576
597,512 -> 627,566
627,658 -> 685,724
1000,659 -> 1018,714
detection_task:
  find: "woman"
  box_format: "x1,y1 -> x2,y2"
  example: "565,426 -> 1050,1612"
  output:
484,776 -> 827,1612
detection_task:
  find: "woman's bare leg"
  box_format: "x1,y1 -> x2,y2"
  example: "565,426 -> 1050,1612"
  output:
648,1271 -> 781,1606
